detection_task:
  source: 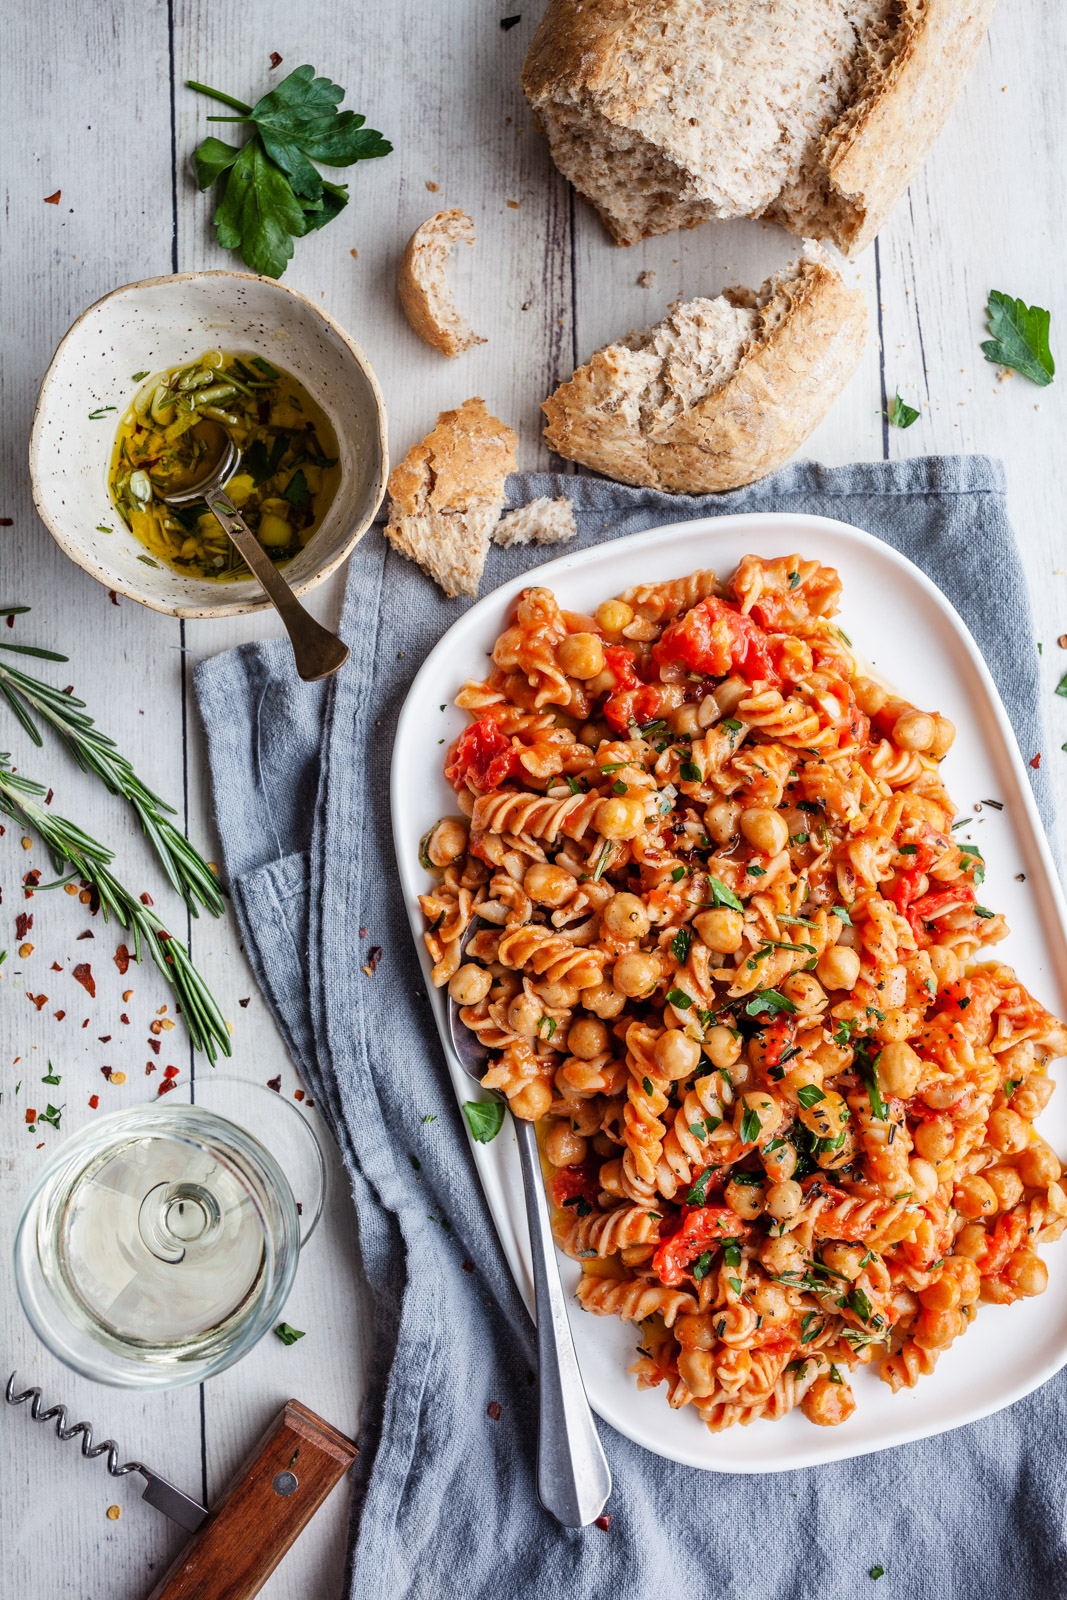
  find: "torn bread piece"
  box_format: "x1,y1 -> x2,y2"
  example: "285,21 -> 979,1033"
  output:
493,496 -> 578,548
540,246 -> 867,494
398,209 -> 487,358
385,398 -> 517,597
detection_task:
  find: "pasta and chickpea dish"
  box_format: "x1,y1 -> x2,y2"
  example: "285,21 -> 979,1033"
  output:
418,556 -> 1067,1433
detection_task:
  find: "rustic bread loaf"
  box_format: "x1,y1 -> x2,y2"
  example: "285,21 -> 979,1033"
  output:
398,210 -> 486,358
540,247 -> 867,493
384,398 -> 517,596
522,0 -> 995,256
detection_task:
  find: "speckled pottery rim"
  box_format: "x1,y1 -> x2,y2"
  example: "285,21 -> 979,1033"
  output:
29,269 -> 388,620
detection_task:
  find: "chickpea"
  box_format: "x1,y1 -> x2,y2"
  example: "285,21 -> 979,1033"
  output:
954,1223 -> 990,1261
816,944 -> 861,992
820,1242 -> 867,1281
448,964 -> 492,1007
740,807 -> 789,857
1015,1143 -> 1062,1188
579,720 -> 611,748
676,1349 -> 717,1397
703,797 -> 741,845
762,1140 -> 797,1181
426,816 -> 468,866
1000,1038 -> 1036,1078
928,715 -> 956,760
668,703 -> 702,737
581,982 -> 628,1019
765,1178 -> 802,1221
714,677 -> 747,716
781,972 -> 826,1013
566,1017 -> 609,1060
853,676 -> 889,717
654,1029 -> 701,1081
914,1306 -> 964,1350
907,1157 -> 940,1204
538,980 -> 580,1009
928,945 -> 960,990
558,632 -> 606,680
801,1374 -> 856,1427
510,1079 -> 552,1119
507,993 -> 545,1039
877,1040 -> 923,1099
919,1275 -> 961,1312
914,1117 -> 955,1163
725,1178 -> 765,1219
1003,1250 -> 1049,1297
942,1255 -> 981,1304
736,1090 -> 782,1144
987,1107 -> 1029,1155
544,1122 -> 588,1167
797,1088 -> 849,1143
893,710 -> 936,751
613,951 -> 658,999
1011,1074 -> 1054,1119
523,861 -> 576,907
595,795 -> 646,840
760,1232 -> 805,1277
600,891 -> 651,939
693,907 -> 744,954
750,1281 -> 791,1325
674,1311 -> 717,1350
953,1175 -> 998,1220
704,1024 -> 742,1073
594,598 -> 633,636
983,1165 -> 1025,1209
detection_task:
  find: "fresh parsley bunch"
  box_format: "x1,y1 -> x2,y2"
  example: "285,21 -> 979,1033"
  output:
188,65 -> 392,278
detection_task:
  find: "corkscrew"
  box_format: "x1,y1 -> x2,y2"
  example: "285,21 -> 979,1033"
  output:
5,1373 -> 358,1600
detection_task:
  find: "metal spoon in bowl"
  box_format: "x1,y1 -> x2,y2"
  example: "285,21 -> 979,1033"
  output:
447,936 -> 612,1528
157,423 -> 350,682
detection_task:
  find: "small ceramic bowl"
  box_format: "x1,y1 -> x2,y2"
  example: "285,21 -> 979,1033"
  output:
30,271 -> 388,619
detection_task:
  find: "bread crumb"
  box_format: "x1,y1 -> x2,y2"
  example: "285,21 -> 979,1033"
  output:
426,181 -> 440,192
637,269 -> 656,288
494,497 -> 578,548
506,200 -> 521,209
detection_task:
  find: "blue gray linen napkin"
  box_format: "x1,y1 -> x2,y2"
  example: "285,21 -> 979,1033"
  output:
195,457 -> 1062,1600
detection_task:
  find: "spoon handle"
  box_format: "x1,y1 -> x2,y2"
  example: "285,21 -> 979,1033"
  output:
206,491 -> 350,683
512,1114 -> 612,1527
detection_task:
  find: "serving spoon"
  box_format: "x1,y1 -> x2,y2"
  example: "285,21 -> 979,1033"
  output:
447,939 -> 612,1527
157,424 -> 350,682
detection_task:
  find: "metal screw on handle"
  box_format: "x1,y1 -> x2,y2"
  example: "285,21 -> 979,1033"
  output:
206,493 -> 350,683
511,1117 -> 612,1527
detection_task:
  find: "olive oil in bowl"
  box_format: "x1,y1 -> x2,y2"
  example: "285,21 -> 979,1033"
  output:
108,351 -> 341,580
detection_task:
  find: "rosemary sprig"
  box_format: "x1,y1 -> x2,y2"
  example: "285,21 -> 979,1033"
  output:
0,758 -> 230,1063
0,623 -> 223,917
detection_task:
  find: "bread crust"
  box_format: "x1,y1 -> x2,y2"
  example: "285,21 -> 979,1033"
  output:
385,398 -> 517,596
541,255 -> 868,493
522,0 -> 996,255
397,209 -> 487,357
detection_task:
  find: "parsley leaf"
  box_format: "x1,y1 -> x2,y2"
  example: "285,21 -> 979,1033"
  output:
744,989 -> 797,1019
692,1250 -> 713,1282
796,1084 -> 825,1109
671,927 -> 692,964
275,1321 -> 305,1345
686,1168 -> 712,1206
981,290 -> 1055,386
886,391 -> 919,428
739,1103 -> 762,1144
707,877 -> 743,912
666,987 -> 692,1011
463,1100 -> 505,1144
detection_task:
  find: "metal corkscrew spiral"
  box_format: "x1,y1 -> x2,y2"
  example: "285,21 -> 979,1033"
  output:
5,1373 -> 206,1530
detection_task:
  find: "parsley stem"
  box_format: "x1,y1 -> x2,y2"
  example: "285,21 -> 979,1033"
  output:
186,79 -> 253,114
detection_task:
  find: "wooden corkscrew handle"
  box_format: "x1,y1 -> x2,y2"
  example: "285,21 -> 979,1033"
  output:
144,1400 -> 358,1600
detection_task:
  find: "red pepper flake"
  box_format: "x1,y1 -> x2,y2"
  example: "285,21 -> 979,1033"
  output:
238,997 -> 251,1008
145,1063 -> 156,1075
43,190 -> 61,204
62,685 -> 74,696
367,946 -> 383,972
359,926 -> 368,938
119,1013 -> 130,1025
15,912 -> 32,940
26,993 -> 48,1011
148,1038 -> 161,1055
50,962 -> 62,973
595,1515 -> 611,1531
72,963 -> 96,997
53,1010 -> 65,1021
267,1075 -> 282,1093
269,50 -> 283,67
294,1088 -> 305,1101
82,1018 -> 89,1028
157,1079 -> 176,1096
114,944 -> 130,974
108,591 -> 119,607
23,870 -> 41,897
100,1066 -> 113,1080
487,1401 -> 502,1421
44,789 -> 53,806
5,614 -> 13,629
163,1065 -> 179,1079
76,930 -> 94,940
88,1094 -> 99,1109
24,1108 -> 36,1124
0,518 -> 12,527
139,892 -> 154,907
1030,753 -> 1041,769
98,1036 -> 111,1044
461,1260 -> 474,1273
36,1143 -> 44,1150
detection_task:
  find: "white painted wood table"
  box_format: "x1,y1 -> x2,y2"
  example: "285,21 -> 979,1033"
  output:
1,2 -> 1064,1594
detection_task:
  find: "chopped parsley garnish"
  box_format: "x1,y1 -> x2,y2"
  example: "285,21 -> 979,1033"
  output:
562,1195 -> 592,1217
723,1240 -> 742,1269
869,1567 -> 885,1581
746,863 -> 765,877
692,1250 -> 713,1281
847,1286 -> 874,1324
707,877 -> 744,912
686,1168 -> 712,1206
796,801 -> 820,814
974,905 -> 995,919
800,1312 -> 824,1344
642,1075 -> 655,1096
666,988 -> 692,1010
611,779 -> 627,796
671,865 -> 686,882
679,760 -> 701,782
796,1084 -> 825,1109
275,1322 -> 305,1345
671,927 -> 692,963
739,1103 -> 762,1144
744,989 -> 797,1018
886,391 -> 920,428
722,718 -> 742,733
462,1100 -> 505,1144
788,571 -> 801,589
